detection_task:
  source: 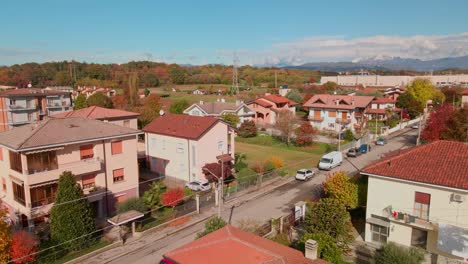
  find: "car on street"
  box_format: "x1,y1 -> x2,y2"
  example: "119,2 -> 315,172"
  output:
358,144 -> 371,153
376,137 -> 387,145
295,169 -> 315,181
185,179 -> 211,192
318,151 -> 343,170
411,124 -> 419,129
346,148 -> 361,157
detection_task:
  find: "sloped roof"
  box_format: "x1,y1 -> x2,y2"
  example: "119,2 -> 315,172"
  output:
164,224 -> 328,264
263,94 -> 298,106
188,102 -> 246,115
248,98 -> 273,108
362,140 -> 468,190
143,113 -> 222,140
372,97 -> 396,104
462,90 -> 468,95
0,88 -> 69,97
303,94 -> 374,110
0,117 -> 141,151
52,106 -> 139,120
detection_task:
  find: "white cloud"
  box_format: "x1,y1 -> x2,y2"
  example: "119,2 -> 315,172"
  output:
240,32 -> 468,66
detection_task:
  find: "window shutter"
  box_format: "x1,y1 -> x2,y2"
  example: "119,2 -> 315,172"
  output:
80,145 -> 94,158
314,110 -> 321,118
415,192 -> 431,204
113,168 -> 124,177
111,141 -> 123,155
82,174 -> 96,185
329,111 -> 336,117
342,112 -> 347,119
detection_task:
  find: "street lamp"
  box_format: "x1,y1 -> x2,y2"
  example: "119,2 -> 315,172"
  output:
202,161 -> 224,218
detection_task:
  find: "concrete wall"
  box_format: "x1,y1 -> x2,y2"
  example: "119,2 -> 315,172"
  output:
321,75 -> 468,87
366,176 -> 468,259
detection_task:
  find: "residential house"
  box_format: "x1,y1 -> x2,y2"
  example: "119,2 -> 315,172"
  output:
303,94 -> 374,132
183,99 -> 255,126
44,86 -> 74,93
143,113 -> 234,182
0,117 -> 141,228
462,90 -> 468,106
246,94 -> 298,127
0,88 -> 72,132
383,86 -> 405,101
162,224 -> 329,264
52,106 -> 140,129
367,97 -> 401,120
72,86 -> 116,100
362,141 -> 468,261
192,89 -> 205,95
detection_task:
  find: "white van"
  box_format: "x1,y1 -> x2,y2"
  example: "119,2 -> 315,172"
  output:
318,151 -> 343,170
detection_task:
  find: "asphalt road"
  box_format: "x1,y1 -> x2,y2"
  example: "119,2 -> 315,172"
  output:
108,129 -> 418,264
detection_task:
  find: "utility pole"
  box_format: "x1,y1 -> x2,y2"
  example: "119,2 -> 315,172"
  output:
232,53 -> 239,95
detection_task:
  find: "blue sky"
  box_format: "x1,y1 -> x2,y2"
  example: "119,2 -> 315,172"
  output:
1,0 -> 468,65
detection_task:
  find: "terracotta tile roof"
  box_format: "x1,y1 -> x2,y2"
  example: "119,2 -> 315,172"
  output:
372,97 -> 396,104
0,117 -> 141,151
462,90 -> 468,95
362,141 -> 468,190
193,102 -> 244,115
303,94 -> 374,110
143,113 -> 222,140
52,106 -> 139,120
263,94 -> 298,106
0,88 -> 69,97
164,225 -> 328,264
249,98 -> 273,108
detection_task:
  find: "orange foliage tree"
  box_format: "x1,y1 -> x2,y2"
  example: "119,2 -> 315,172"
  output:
161,188 -> 184,208
10,230 -> 38,264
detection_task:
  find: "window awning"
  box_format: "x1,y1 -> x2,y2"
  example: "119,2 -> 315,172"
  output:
366,217 -> 390,228
25,147 -> 64,155
9,175 -> 23,185
30,180 -> 58,188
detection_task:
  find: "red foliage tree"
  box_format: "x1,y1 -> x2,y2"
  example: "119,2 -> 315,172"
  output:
161,188 -> 184,208
112,95 -> 128,110
295,121 -> 317,146
202,162 -> 233,183
421,104 -> 455,142
10,230 -> 38,264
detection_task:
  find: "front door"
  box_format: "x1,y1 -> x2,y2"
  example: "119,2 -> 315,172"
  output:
411,228 -> 428,249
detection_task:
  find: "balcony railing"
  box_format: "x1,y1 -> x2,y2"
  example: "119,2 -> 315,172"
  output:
31,197 -> 55,208
336,118 -> 351,124
27,158 -> 102,186
8,104 -> 37,111
381,206 -> 436,230
308,116 -> 324,121
47,101 -> 71,108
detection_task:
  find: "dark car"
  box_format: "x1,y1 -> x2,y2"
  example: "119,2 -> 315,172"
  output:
160,259 -> 176,264
358,144 -> 371,153
376,137 -> 387,145
346,148 -> 361,157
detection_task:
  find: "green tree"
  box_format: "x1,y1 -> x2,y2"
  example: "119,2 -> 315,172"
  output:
374,242 -> 424,264
406,78 -> 437,107
73,93 -> 88,110
86,93 -> 114,108
343,129 -> 354,142
304,198 -> 353,252
323,171 -> 358,209
297,232 -> 343,264
126,72 -> 140,107
169,100 -> 190,114
0,200 -> 11,263
116,197 -> 148,214
169,67 -> 187,84
322,81 -> 338,91
196,217 -> 227,238
136,94 -> 161,128
234,153 -> 248,172
143,182 -> 167,208
222,113 -> 240,127
285,89 -> 303,104
50,171 -> 96,250
396,92 -> 424,119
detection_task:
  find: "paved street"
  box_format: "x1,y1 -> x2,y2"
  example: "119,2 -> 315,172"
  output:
90,129 -> 418,264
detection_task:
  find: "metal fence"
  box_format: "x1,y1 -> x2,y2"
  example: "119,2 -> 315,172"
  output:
223,171 -> 280,200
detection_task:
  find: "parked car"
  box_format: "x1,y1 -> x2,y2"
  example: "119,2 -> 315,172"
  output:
185,179 -> 211,192
295,169 -> 315,181
411,124 -> 419,129
318,151 -> 343,170
376,137 -> 387,145
358,144 -> 371,153
346,148 -> 361,157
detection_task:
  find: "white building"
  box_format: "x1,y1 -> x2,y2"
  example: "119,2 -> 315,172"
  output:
183,100 -> 255,126
362,141 -> 468,261
321,75 -> 468,87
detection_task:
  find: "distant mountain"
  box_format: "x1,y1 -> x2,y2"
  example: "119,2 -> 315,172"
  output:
286,55 -> 468,72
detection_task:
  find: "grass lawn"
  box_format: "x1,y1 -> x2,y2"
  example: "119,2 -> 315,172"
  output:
236,134 -> 332,174
38,240 -> 113,264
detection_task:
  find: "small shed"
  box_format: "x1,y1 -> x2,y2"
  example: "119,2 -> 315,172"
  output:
107,210 -> 145,239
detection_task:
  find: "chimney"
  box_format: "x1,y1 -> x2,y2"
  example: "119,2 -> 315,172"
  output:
199,100 -> 204,105
159,110 -> 165,116
305,239 -> 318,260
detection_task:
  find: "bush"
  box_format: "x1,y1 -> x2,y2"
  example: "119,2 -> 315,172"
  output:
297,232 -> 343,264
295,121 -> 317,146
269,156 -> 284,169
196,217 -> 227,238
374,242 -> 424,264
263,161 -> 275,173
238,120 -> 257,138
343,129 -> 354,142
161,188 -> 184,208
117,197 -> 148,214
183,187 -> 193,197
169,100 -> 190,114
237,168 -> 257,184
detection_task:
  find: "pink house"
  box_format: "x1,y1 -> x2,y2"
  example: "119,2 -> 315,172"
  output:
143,113 -> 234,182
246,94 -> 298,127
0,117 -> 142,228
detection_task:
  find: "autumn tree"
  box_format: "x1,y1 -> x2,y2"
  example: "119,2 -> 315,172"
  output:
322,81 -> 338,92
196,217 -> 227,238
50,171 -> 96,250
396,92 -> 424,119
10,231 -> 38,264
169,100 -> 190,114
275,110 -> 297,145
421,104 -> 455,142
238,120 -> 257,138
442,107 -> 468,142
222,113 -> 240,127
137,94 -> 161,128
161,188 -> 184,208
86,92 -> 114,108
112,95 -> 128,110
295,121 -> 316,146
323,171 -> 358,209
285,89 -> 303,104
73,93 -> 88,110
0,201 -> 11,263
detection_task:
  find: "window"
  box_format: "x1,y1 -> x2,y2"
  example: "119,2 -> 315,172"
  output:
82,174 -> 96,189
113,168 -> 124,183
313,110 -> 321,118
2,178 -> 6,191
414,192 -> 430,220
30,183 -> 57,208
12,182 -> 25,206
192,145 -> 196,166
218,141 -> 224,151
176,143 -> 184,153
123,120 -> 130,127
328,111 -> 336,117
80,144 -> 94,160
9,151 -> 22,173
10,99 -> 16,106
370,224 -> 388,244
111,141 -> 123,155
27,151 -> 58,174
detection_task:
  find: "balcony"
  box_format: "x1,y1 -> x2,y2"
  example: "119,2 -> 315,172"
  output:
308,116 -> 324,121
27,158 -> 102,185
47,101 -> 71,108
381,206 -> 436,231
8,104 -> 37,111
336,118 -> 351,124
